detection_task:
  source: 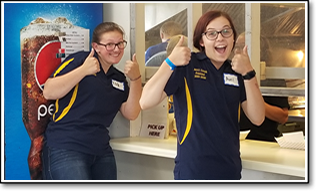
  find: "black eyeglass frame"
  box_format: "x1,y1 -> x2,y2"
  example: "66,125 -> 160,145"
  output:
202,28 -> 233,40
97,40 -> 127,51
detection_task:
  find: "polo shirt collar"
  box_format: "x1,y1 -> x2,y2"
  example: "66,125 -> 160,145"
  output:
105,65 -> 116,77
196,52 -> 209,61
195,52 -> 232,69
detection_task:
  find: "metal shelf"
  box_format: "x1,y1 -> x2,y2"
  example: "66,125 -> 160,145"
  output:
260,86 -> 305,97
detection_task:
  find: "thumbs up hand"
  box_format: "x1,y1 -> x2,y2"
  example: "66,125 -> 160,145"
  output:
231,45 -> 254,75
125,53 -> 141,81
82,48 -> 100,76
168,35 -> 191,66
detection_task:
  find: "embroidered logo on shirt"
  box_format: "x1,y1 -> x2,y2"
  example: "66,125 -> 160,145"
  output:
112,79 -> 124,91
194,68 -> 207,80
223,73 -> 239,87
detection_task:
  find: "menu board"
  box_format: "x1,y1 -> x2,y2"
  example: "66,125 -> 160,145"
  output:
60,29 -> 89,59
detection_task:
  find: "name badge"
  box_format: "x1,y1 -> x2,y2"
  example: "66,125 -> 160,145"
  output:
223,73 -> 239,87
112,79 -> 124,91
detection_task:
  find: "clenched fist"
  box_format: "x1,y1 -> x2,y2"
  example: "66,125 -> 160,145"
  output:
125,53 -> 141,81
82,48 -> 100,76
231,45 -> 254,76
167,35 -> 191,67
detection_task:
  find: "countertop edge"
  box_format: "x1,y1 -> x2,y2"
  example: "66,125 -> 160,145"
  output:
110,137 -> 306,178
111,142 -> 177,159
242,160 -> 305,178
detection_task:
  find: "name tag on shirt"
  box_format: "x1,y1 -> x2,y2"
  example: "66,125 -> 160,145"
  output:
223,73 -> 239,87
112,79 -> 124,91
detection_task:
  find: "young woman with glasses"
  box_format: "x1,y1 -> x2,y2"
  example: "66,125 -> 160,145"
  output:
41,22 -> 142,180
140,10 -> 265,180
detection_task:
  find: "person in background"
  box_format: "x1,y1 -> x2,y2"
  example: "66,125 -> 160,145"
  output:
236,32 -> 290,142
139,10 -> 265,180
41,21 -> 142,180
145,20 -> 183,63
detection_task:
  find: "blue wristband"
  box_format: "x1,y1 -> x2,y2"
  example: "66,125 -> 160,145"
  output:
165,58 -> 176,70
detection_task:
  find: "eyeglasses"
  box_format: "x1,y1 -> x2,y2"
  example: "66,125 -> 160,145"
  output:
97,40 -> 127,51
202,28 -> 233,40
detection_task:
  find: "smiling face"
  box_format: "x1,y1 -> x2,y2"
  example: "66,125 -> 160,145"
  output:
93,30 -> 125,66
200,16 -> 235,68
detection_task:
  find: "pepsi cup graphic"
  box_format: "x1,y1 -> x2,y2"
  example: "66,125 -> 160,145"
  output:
20,17 -> 89,180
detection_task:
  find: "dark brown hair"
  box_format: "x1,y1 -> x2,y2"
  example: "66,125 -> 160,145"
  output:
92,22 -> 126,43
193,10 -> 237,52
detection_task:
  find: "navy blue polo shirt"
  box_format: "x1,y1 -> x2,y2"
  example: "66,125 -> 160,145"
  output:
145,41 -> 168,62
164,52 -> 246,180
45,50 -> 129,156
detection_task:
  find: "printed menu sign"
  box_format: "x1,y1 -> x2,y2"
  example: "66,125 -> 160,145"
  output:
60,29 -> 89,58
140,123 -> 167,139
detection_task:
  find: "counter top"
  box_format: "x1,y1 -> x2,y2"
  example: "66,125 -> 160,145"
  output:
110,136 -> 306,178
111,136 -> 177,159
239,139 -> 306,177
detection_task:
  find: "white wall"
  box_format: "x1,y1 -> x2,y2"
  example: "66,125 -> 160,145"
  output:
103,3 -> 131,72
